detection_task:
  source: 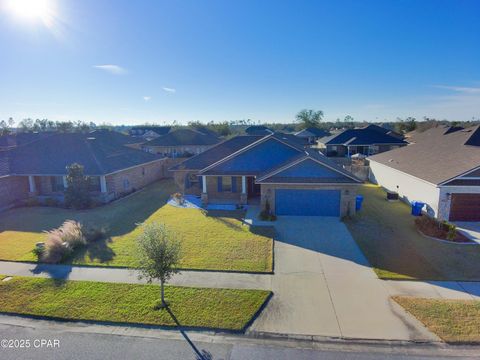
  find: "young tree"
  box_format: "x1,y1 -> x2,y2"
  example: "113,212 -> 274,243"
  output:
64,163 -> 92,209
295,109 -> 324,128
136,222 -> 182,308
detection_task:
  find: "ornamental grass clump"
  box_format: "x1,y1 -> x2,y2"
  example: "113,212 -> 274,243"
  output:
38,220 -> 86,263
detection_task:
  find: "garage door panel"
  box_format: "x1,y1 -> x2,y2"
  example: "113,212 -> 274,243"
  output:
449,194 -> 480,221
275,189 -> 340,216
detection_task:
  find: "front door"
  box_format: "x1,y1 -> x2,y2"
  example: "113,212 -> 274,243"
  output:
247,177 -> 261,198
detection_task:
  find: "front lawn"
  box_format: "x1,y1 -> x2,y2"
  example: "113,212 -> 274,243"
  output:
0,179 -> 273,272
393,296 -> 480,344
345,184 -> 480,280
0,276 -> 271,331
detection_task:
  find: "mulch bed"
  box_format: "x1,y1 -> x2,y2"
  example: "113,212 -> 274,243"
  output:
415,216 -> 471,243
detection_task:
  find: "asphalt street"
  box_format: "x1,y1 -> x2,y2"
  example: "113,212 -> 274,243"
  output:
0,322 -> 479,360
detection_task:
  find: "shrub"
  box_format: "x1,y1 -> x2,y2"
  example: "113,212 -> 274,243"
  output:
42,235 -> 70,264
64,163 -> 92,209
259,199 -> 276,221
44,197 -> 60,207
32,246 -> 45,260
444,221 -> 457,241
40,220 -> 86,263
60,220 -> 86,248
24,198 -> 39,207
172,192 -> 185,205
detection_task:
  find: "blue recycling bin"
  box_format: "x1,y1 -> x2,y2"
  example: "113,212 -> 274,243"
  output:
355,195 -> 364,211
411,201 -> 425,216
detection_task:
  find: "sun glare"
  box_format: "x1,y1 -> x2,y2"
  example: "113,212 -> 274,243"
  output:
5,0 -> 55,26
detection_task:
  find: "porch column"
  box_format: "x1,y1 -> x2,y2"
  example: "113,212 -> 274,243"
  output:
202,175 -> 207,193
62,176 -> 68,189
201,175 -> 208,205
28,175 -> 36,193
240,176 -> 247,205
100,175 -> 107,193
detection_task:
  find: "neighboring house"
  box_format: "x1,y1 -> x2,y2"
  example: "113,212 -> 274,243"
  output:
294,127 -> 330,145
142,128 -> 220,158
0,130 -> 168,211
322,124 -> 407,157
245,125 -> 273,135
368,125 -> 480,221
129,126 -> 171,141
170,133 -> 362,217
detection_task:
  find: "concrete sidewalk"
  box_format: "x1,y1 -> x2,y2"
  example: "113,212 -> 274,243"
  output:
0,261 -> 271,290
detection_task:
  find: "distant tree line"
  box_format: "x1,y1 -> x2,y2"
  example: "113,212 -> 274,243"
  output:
2,111 -> 478,138
0,117 -> 106,135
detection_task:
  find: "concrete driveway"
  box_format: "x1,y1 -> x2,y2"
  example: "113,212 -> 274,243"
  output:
249,216 -> 437,341
454,222 -> 480,244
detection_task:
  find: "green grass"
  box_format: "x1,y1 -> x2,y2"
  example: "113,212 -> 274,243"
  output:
0,179 -> 273,272
345,184 -> 480,280
0,276 -> 270,331
393,296 -> 480,344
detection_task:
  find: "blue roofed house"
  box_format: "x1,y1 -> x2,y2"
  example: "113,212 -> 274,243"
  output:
294,127 -> 330,146
322,124 -> 407,157
170,133 -> 362,217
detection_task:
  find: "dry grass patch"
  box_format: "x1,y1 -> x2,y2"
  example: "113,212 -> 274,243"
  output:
393,296 -> 480,343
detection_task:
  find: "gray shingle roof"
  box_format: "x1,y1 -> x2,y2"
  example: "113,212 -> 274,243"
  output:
3,130 -> 163,176
325,125 -> 407,146
369,125 -> 480,185
169,135 -> 264,171
295,127 -> 330,138
144,128 -> 220,147
245,126 -> 273,135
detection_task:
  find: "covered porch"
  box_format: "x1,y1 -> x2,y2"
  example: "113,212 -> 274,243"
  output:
26,174 -> 108,202
199,175 -> 261,206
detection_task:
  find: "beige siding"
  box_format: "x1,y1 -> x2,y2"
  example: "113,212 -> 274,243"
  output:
369,160 -> 441,218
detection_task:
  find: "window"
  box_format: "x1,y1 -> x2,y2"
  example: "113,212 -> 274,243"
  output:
88,177 -> 101,192
123,179 -> 130,190
222,177 -> 232,192
51,176 -> 64,192
142,167 -> 145,176
331,145 -> 337,151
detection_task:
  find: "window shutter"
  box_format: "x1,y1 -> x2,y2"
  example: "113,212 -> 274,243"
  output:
217,177 -> 222,192
198,176 -> 203,190
231,177 -> 237,193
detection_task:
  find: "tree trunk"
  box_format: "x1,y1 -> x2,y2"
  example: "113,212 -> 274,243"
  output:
160,280 -> 165,306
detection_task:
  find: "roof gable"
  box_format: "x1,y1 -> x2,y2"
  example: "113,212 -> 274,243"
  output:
169,135 -> 264,171
200,137 -> 301,175
270,158 -> 345,179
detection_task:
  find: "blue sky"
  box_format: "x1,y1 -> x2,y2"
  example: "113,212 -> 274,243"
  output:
0,0 -> 479,125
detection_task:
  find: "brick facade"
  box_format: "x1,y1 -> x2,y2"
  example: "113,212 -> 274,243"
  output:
0,176 -> 30,210
105,159 -> 167,199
